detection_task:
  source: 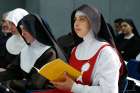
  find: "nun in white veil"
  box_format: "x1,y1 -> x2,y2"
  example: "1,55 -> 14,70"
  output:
0,8 -> 29,70
0,8 -> 29,93
0,12 -> 13,68
6,8 -> 29,55
0,8 -> 29,78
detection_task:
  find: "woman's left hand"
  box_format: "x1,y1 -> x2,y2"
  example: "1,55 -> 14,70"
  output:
50,72 -> 75,91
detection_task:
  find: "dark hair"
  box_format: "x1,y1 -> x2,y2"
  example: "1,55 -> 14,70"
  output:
114,18 -> 124,25
71,9 -> 83,46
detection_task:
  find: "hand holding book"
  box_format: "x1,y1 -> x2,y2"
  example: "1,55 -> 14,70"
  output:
50,72 -> 75,91
36,58 -> 81,82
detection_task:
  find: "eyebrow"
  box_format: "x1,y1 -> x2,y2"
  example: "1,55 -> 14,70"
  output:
74,16 -> 87,19
78,16 -> 86,18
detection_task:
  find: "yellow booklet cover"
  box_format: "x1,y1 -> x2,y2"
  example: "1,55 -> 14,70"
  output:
38,58 -> 81,81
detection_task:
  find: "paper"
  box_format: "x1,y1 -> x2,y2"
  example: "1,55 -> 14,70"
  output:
38,58 -> 81,81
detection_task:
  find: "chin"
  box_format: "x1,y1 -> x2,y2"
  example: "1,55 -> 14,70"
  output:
77,34 -> 84,38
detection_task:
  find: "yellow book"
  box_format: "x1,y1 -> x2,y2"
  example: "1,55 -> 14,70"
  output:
37,58 -> 81,81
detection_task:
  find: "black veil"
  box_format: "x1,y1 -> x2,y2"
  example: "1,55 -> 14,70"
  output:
71,4 -> 116,47
123,18 -> 139,37
17,14 -> 67,61
71,4 -> 127,85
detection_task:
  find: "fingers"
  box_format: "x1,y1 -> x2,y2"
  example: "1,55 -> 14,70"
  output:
64,72 -> 68,79
50,81 -> 64,89
50,81 -> 62,86
50,73 -> 74,91
64,72 -> 71,80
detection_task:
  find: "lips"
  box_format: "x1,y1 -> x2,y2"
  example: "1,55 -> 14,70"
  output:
75,28 -> 81,32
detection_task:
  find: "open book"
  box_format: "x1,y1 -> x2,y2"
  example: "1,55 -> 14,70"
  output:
37,58 -> 81,81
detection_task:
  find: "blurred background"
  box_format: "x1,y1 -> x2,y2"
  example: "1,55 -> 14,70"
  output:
0,0 -> 139,38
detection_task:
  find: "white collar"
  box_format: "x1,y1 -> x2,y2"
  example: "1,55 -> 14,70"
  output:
20,40 -> 50,73
6,34 -> 27,55
124,33 -> 134,39
118,31 -> 122,34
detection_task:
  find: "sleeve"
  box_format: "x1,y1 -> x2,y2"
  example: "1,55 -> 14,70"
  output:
0,56 -> 25,81
34,47 -> 57,69
28,47 -> 57,89
71,46 -> 121,93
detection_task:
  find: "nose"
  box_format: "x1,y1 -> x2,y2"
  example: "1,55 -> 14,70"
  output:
74,21 -> 79,28
121,26 -> 125,30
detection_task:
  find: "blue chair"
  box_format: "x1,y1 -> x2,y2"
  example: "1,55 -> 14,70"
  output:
126,59 -> 140,92
127,59 -> 140,80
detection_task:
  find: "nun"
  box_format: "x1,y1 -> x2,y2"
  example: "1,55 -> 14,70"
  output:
3,13 -> 67,93
40,4 -> 127,93
5,8 -> 29,55
0,8 -> 30,93
0,12 -> 13,68
118,19 -> 140,61
1,8 -> 28,69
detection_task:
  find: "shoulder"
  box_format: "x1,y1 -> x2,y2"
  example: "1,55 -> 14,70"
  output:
100,46 -> 116,56
97,46 -> 121,67
35,47 -> 57,68
46,47 -> 56,53
42,47 -> 56,58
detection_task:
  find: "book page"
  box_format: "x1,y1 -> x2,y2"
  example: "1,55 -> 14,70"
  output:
38,58 -> 81,81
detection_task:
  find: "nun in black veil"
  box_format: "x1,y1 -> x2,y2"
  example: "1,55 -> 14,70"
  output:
39,4 -> 127,93
118,18 -> 140,61
0,14 -> 66,93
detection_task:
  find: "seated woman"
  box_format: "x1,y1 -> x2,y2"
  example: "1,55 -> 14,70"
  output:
0,14 -> 66,93
0,9 -> 28,68
0,8 -> 29,81
34,4 -> 127,93
118,19 -> 140,61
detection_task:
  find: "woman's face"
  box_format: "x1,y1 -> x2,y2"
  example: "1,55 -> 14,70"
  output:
20,25 -> 34,44
74,16 -> 91,38
121,22 -> 133,35
1,18 -> 11,33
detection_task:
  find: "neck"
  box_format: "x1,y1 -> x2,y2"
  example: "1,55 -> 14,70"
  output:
30,39 -> 38,47
83,30 -> 96,44
27,37 -> 35,45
